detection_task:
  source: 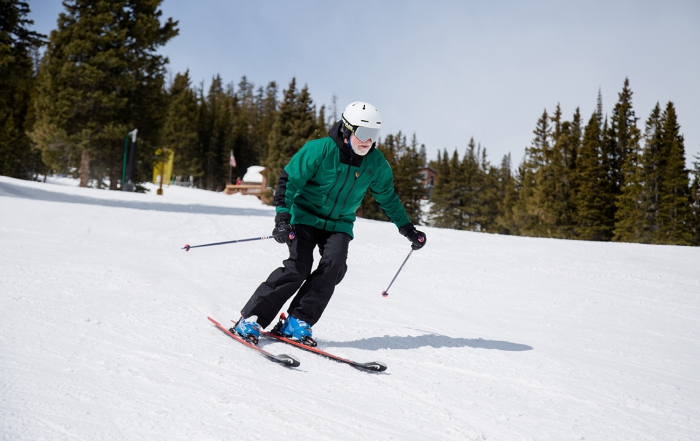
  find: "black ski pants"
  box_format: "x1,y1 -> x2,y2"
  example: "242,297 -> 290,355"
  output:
240,224 -> 351,329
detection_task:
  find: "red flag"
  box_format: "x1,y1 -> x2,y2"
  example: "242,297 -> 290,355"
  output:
229,150 -> 237,167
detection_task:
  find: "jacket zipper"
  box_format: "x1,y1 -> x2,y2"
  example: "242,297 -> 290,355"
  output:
341,172 -> 359,212
324,169 -> 342,204
324,166 -> 352,229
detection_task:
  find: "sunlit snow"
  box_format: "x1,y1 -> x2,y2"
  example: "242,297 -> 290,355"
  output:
1,175 -> 698,440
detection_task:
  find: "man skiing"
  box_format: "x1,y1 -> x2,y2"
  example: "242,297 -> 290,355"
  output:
232,101 -> 426,346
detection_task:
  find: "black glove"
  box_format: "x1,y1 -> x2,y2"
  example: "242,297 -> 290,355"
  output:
399,223 -> 427,250
273,212 -> 295,245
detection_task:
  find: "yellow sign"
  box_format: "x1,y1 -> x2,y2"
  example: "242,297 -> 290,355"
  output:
152,149 -> 174,185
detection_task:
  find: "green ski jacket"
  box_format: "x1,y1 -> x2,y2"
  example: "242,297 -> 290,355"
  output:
274,122 -> 411,238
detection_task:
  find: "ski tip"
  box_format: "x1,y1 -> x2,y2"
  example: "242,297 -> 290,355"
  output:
274,353 -> 301,368
357,361 -> 387,372
356,361 -> 388,372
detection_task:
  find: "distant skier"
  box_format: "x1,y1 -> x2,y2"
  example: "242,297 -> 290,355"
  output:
232,101 -> 426,345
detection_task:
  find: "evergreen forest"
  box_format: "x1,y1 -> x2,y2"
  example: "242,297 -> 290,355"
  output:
2,1 -> 699,245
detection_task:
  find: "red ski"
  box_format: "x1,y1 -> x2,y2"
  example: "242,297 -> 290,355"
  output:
208,317 -> 300,368
261,330 -> 387,372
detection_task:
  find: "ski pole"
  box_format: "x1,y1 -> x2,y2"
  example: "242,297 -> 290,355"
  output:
381,248 -> 414,297
182,231 -> 295,251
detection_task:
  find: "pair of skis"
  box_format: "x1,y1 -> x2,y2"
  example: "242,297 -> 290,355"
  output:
207,317 -> 387,372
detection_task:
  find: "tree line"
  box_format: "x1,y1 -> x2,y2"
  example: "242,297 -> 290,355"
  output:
428,79 -> 700,245
2,1 -> 698,245
0,0 -> 429,220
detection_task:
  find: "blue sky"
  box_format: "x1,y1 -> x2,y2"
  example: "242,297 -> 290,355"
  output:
29,0 -> 700,169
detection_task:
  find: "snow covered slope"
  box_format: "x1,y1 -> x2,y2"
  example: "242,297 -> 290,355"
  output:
1,175 -> 699,441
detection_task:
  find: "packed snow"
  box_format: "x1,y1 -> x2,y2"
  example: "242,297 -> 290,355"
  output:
1,175 -> 699,441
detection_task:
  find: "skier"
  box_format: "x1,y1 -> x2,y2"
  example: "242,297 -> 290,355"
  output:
232,101 -> 426,345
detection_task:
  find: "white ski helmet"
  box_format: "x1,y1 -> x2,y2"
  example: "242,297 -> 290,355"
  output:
341,101 -> 382,142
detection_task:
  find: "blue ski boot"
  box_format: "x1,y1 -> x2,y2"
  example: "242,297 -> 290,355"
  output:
231,316 -> 261,345
276,314 -> 316,347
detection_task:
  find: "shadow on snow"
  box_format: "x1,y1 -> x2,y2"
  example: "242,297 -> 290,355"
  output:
322,333 -> 533,352
0,180 -> 273,217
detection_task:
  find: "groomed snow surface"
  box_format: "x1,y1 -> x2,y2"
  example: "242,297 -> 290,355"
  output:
1,175 -> 699,441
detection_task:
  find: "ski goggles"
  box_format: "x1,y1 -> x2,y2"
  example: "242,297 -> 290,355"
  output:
342,117 -> 381,142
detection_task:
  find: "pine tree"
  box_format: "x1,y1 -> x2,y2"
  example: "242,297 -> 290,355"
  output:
535,104 -> 576,238
475,146 -> 501,232
600,116 -> 618,228
544,115 -> 578,238
430,148 -> 468,229
512,109 -> 550,236
611,80 -> 644,242
394,133 -> 424,224
365,132 -> 424,224
495,153 -> 518,235
613,133 -> 645,242
637,103 -> 665,241
609,78 -> 639,194
30,0 -> 177,188
264,78 -> 319,186
410,134 -> 427,169
200,76 -> 235,191
655,102 -> 693,245
426,149 -> 448,226
255,81 -> 278,164
315,105 -> 327,139
163,70 -> 199,181
574,93 -> 614,241
0,1 -> 46,179
689,154 -> 700,245
555,108 -> 583,237
230,76 -> 258,180
606,78 -> 642,240
460,138 -> 488,231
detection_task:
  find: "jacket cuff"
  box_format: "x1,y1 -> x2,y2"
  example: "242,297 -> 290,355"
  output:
398,223 -> 415,236
275,212 -> 291,224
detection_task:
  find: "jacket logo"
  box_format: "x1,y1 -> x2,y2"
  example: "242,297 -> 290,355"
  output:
355,171 -> 359,178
